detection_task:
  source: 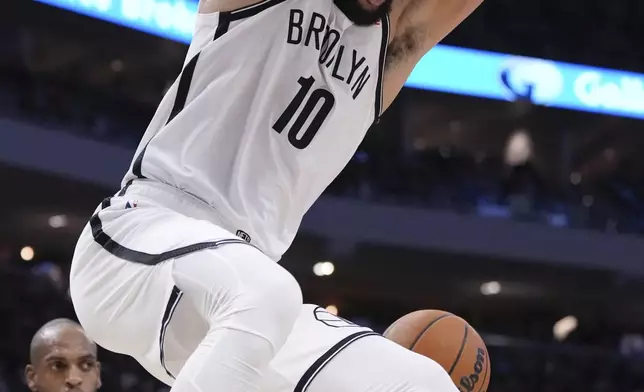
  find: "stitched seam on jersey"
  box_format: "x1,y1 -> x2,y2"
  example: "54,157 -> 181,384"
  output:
293,331 -> 381,392
89,198 -> 259,265
159,286 -> 183,380
374,14 -> 390,123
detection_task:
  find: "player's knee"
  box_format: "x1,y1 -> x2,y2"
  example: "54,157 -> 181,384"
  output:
220,244 -> 303,322
239,260 -> 302,346
258,265 -> 302,320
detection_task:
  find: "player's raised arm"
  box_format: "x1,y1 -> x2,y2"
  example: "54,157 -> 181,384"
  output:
381,0 -> 484,108
415,0 -> 482,53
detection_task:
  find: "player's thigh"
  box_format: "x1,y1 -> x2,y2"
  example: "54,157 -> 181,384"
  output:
305,336 -> 458,392
170,240 -> 302,342
139,241 -> 304,384
71,196 -> 301,370
69,197 -> 246,358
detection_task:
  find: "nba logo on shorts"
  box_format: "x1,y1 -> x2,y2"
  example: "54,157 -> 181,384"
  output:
236,230 -> 252,243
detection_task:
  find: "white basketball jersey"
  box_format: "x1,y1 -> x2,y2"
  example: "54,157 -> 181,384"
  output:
122,0 -> 390,260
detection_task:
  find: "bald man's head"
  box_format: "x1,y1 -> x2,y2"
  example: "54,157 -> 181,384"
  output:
26,319 -> 101,392
29,319 -> 97,364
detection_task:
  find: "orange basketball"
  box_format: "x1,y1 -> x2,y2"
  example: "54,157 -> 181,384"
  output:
384,310 -> 490,392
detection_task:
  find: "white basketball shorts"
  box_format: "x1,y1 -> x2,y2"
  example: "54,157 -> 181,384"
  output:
69,180 -> 300,384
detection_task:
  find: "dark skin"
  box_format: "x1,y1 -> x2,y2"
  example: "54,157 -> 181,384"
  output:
25,319 -> 101,392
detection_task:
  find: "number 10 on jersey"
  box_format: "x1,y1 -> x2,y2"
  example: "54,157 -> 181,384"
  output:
272,76 -> 336,150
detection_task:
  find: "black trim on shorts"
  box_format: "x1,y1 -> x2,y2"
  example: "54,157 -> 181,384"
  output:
159,286 -> 183,380
373,14 -> 390,124
89,197 -> 254,266
294,331 -> 380,392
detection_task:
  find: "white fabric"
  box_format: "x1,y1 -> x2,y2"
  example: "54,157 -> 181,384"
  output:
69,181 -> 302,391
122,0 -> 389,260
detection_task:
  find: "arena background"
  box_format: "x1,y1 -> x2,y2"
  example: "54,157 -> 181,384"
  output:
3,0 -> 644,390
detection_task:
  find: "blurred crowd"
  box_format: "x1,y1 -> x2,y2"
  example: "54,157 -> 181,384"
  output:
0,263 -> 168,392
330,145 -> 644,234
0,68 -> 149,149
488,342 -> 644,392
4,66 -> 644,236
444,0 -> 644,73
1,261 -> 643,392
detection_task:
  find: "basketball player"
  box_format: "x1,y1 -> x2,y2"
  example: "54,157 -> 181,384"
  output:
25,319 -> 101,392
135,303 -> 461,392
69,0 -> 484,391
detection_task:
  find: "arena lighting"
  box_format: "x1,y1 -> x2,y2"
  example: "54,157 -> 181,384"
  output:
20,246 -> 35,261
480,281 -> 501,295
35,0 -> 644,120
35,0 -> 198,43
313,261 -> 335,277
553,315 -> 578,341
325,305 -> 338,315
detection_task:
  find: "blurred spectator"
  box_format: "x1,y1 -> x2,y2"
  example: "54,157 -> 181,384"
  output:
25,319 -> 101,392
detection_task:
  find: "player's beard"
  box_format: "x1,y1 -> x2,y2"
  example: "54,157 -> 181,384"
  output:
334,0 -> 392,26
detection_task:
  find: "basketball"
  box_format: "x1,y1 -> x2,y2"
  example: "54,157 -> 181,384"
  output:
383,310 -> 490,392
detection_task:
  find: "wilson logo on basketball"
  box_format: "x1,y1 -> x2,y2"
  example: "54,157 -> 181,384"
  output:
459,347 -> 486,392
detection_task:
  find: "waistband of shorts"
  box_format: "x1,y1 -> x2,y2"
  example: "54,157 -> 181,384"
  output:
117,179 -> 231,227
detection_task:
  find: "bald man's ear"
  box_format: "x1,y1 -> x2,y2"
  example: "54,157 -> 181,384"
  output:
96,361 -> 102,389
25,364 -> 37,392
